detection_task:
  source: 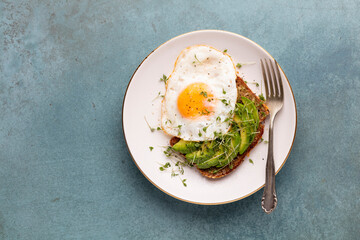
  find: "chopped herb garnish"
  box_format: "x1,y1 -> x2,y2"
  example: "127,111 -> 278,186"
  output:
213,131 -> 221,138
194,54 -> 201,64
177,162 -> 185,174
200,91 -> 208,97
159,148 -> 189,187
171,170 -> 178,177
201,108 -> 212,115
153,92 -> 164,101
159,162 -> 171,171
259,93 -> 265,101
182,179 -> 187,187
160,74 -> 168,84
249,159 -> 254,164
149,146 -> 154,151
236,63 -> 242,68
221,99 -> 229,106
177,125 -> 182,135
163,146 -> 173,157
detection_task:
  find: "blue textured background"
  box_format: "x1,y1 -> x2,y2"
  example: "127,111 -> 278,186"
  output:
1,0 -> 359,239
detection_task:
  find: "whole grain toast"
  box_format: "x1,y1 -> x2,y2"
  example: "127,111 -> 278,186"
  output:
170,76 -> 269,179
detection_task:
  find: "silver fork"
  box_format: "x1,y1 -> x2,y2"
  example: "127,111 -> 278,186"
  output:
260,59 -> 284,214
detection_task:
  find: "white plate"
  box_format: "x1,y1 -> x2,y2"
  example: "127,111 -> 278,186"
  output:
122,30 -> 297,205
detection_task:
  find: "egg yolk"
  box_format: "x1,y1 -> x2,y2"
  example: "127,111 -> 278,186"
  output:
177,82 -> 216,119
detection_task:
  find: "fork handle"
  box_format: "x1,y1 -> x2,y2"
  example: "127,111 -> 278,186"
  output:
261,116 -> 278,214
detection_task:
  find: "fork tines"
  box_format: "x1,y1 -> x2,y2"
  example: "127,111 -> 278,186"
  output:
260,59 -> 284,99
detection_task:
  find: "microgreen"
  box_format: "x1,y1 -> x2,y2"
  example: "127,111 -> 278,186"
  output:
159,162 -> 171,171
182,179 -> 187,187
163,146 -> 173,157
200,91 -> 208,97
194,54 -> 201,64
160,74 -> 168,84
144,116 -> 155,132
177,125 -> 182,135
259,93 -> 265,101
221,99 -> 229,106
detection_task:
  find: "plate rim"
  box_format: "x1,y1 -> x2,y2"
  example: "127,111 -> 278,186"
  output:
122,29 -> 298,205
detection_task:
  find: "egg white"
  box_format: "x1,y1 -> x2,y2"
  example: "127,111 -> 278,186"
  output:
161,45 -> 238,141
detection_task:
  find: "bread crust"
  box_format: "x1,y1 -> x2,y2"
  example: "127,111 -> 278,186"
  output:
170,76 -> 269,179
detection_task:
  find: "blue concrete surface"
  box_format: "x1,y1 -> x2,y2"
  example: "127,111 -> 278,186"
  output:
1,0 -> 359,239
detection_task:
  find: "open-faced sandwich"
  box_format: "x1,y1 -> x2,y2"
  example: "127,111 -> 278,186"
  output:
161,45 -> 269,179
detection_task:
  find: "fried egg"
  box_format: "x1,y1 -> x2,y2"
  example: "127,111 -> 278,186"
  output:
161,45 -> 238,141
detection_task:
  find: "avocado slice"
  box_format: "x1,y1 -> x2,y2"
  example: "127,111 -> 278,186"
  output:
185,150 -> 208,163
216,132 -> 241,167
239,126 -> 251,154
241,97 -> 260,145
185,143 -> 216,164
172,139 -> 201,154
242,97 -> 259,127
235,98 -> 260,154
174,97 -> 260,170
196,148 -> 225,169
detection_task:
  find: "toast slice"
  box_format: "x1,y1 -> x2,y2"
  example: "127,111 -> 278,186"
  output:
170,76 -> 269,179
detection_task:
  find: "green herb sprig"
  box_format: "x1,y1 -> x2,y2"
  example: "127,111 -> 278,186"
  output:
259,94 -> 265,101
200,91 -> 208,98
160,74 -> 168,84
144,116 -> 155,132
